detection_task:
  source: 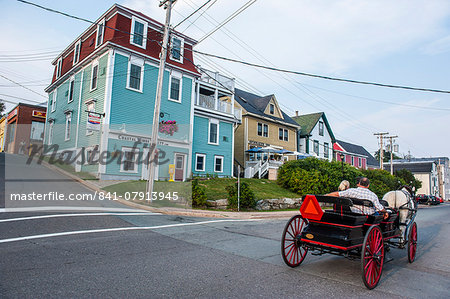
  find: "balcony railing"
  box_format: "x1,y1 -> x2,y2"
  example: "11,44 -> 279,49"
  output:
196,94 -> 242,120
199,69 -> 234,90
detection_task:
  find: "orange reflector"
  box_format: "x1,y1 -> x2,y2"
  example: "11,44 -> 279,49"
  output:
300,195 -> 324,221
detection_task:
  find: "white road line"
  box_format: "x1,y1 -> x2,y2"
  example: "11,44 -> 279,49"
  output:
0,207 -> 149,213
0,212 -> 161,223
0,219 -> 261,244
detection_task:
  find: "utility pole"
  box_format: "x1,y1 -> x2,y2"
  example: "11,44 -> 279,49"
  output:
146,0 -> 175,195
374,132 -> 389,170
385,135 -> 398,175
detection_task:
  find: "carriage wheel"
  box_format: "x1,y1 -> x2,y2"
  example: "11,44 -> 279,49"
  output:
361,225 -> 384,289
408,222 -> 417,263
281,215 -> 308,267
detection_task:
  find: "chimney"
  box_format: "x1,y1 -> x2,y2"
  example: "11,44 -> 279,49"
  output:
295,110 -> 299,117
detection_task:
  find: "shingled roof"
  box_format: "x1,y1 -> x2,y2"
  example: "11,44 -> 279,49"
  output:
336,139 -> 378,167
385,162 -> 436,173
234,89 -> 299,127
292,112 -> 335,141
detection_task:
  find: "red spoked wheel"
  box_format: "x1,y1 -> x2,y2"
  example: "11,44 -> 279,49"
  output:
281,215 -> 308,267
361,225 -> 384,289
408,222 -> 417,263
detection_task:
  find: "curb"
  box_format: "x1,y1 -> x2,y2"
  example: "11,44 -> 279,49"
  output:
39,160 -> 296,219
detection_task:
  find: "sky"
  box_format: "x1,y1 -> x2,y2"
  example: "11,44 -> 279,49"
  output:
1,0 -> 449,159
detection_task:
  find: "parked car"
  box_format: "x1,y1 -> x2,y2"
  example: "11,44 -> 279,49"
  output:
415,194 -> 429,204
436,196 -> 444,203
428,195 -> 440,205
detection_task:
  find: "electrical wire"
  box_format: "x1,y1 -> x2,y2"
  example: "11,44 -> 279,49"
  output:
173,0 -> 213,29
0,74 -> 47,98
181,0 -> 218,33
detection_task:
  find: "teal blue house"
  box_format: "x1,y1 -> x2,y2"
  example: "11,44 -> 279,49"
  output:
43,4 -> 239,181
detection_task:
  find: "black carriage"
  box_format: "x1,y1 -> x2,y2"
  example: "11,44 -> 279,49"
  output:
281,195 -> 418,289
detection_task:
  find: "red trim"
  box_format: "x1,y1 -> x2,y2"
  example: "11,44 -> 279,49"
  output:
309,220 -> 363,228
301,239 -> 362,251
381,221 -> 394,224
383,234 -> 401,240
364,223 -> 380,226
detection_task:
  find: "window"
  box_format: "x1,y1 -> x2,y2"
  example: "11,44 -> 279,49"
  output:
257,123 -> 263,136
127,62 -> 143,92
279,128 -> 283,140
195,154 -> 206,171
270,104 -> 274,114
56,58 -> 62,78
73,40 -> 81,65
313,140 -> 319,155
48,121 -> 54,145
170,36 -> 183,63
96,19 -> 105,48
68,78 -> 75,103
65,113 -> 72,141
324,142 -> 329,158
121,147 -> 138,173
51,91 -> 57,112
214,156 -> 224,172
319,121 -> 324,136
130,16 -> 147,48
8,122 -> 16,144
263,124 -> 268,137
209,120 -> 219,145
86,102 -> 95,135
30,121 -> 44,141
358,157 -> 362,167
91,63 -> 98,90
284,129 -> 288,141
169,75 -> 181,102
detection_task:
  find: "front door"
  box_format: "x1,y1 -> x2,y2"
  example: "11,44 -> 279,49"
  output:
174,153 -> 185,181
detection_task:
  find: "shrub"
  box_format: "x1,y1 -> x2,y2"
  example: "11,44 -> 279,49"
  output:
226,181 -> 256,209
192,179 -> 207,207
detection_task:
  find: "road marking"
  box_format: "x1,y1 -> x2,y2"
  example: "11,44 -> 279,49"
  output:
0,219 -> 261,244
0,212 -> 161,223
0,207 -> 150,213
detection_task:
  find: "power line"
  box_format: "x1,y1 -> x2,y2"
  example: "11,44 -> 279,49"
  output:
197,0 -> 257,44
181,0 -> 218,33
173,0 -> 213,29
0,74 -> 47,98
193,50 -> 450,94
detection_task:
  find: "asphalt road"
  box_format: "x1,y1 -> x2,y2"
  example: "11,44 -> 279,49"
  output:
1,155 -> 449,298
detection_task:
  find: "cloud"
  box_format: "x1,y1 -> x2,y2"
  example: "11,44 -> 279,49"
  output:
422,35 -> 450,55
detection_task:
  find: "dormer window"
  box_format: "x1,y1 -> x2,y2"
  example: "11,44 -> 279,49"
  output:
130,16 -> 148,49
73,40 -> 81,65
319,121 -> 324,136
96,19 -> 105,48
269,103 -> 274,114
56,58 -> 62,78
170,36 -> 184,63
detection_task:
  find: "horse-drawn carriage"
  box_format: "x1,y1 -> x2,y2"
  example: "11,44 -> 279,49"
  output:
281,187 -> 418,289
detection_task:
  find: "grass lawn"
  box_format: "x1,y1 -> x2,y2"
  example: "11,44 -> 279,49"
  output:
197,178 -> 299,201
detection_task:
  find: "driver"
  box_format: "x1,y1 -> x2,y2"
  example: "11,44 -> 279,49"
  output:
327,177 -> 388,219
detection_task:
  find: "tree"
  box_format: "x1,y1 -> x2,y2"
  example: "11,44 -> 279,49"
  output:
394,169 -> 422,191
374,149 -> 401,163
0,100 -> 5,118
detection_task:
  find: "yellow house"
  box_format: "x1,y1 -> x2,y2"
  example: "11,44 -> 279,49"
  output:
234,89 -> 300,178
0,116 -> 6,152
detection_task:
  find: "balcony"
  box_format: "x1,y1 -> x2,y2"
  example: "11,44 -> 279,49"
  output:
199,69 -> 234,90
196,94 -> 242,120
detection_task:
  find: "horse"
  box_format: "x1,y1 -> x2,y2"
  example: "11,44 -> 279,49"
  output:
382,185 -> 416,244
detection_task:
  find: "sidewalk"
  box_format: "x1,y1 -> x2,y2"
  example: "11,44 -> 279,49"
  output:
41,160 -> 298,220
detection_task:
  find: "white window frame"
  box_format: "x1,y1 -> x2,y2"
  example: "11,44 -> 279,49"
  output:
358,157 -> 362,167
313,140 -> 319,155
214,155 -> 224,173
56,58 -> 62,78
126,58 -> 144,92
284,129 -> 288,141
51,90 -> 57,112
278,128 -> 283,140
351,156 -> 355,166
170,35 -> 184,63
263,123 -> 269,138
73,40 -> 81,65
195,153 -> 206,172
90,61 -> 99,91
48,121 -> 54,145
65,113 -> 72,141
168,72 -> 182,103
68,77 -> 75,103
95,19 -> 105,48
120,147 -> 139,173
319,121 -> 324,136
324,142 -> 329,158
86,101 -> 96,136
208,119 -> 219,145
130,16 -> 148,49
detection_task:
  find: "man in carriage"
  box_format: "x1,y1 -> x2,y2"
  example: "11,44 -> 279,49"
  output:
327,177 -> 389,219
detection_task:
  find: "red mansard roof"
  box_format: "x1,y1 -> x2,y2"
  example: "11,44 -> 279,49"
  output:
48,4 -> 199,87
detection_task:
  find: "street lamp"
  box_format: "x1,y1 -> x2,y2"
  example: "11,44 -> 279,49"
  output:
339,153 -> 345,180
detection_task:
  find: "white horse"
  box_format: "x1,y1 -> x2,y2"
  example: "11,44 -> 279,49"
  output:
382,186 -> 416,243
